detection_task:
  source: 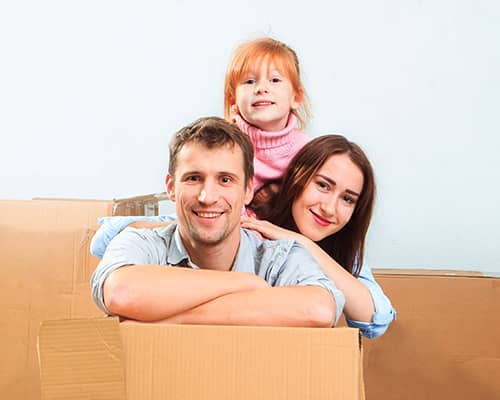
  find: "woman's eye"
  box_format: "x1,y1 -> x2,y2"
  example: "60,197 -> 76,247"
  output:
316,181 -> 329,191
343,195 -> 356,205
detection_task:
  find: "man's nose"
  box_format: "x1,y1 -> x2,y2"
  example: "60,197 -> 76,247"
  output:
198,181 -> 218,203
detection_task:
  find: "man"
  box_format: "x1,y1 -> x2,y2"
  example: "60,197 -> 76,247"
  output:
91,117 -> 344,327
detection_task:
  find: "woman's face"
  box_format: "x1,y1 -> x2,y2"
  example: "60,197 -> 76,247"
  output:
291,153 -> 364,242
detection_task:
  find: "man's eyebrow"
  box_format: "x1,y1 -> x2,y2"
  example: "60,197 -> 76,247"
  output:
219,171 -> 241,180
179,171 -> 241,179
317,174 -> 360,197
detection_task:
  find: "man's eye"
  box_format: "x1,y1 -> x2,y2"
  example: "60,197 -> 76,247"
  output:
220,176 -> 232,184
186,176 -> 200,182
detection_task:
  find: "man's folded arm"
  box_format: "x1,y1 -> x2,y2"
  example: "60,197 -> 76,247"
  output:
103,264 -> 270,321
154,285 -> 337,328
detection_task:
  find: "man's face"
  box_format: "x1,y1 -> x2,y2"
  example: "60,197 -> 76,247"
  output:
166,142 -> 254,249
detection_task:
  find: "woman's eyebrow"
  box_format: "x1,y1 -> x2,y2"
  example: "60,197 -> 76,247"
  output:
317,174 -> 336,186
317,174 -> 360,197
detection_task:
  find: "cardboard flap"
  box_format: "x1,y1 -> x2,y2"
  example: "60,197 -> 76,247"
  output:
37,318 -> 126,400
120,324 -> 361,400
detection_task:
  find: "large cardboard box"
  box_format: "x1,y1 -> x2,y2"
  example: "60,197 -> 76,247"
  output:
4,196 -> 500,399
0,196 -> 165,400
364,269 -> 500,400
37,318 -> 364,400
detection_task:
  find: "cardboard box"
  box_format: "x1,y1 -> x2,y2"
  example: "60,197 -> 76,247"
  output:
0,195 -> 166,400
37,318 -> 364,400
3,195 -> 500,399
363,269 -> 500,400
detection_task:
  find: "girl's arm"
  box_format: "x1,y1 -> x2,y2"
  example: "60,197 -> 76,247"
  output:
240,217 -> 375,323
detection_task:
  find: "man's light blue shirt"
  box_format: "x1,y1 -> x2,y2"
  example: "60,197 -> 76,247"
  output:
91,224 -> 346,324
91,216 -> 396,337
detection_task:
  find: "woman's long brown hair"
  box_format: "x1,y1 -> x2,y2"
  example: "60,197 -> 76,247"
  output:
249,135 -> 376,277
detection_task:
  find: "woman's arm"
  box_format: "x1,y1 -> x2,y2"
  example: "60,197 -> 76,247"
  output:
90,215 -> 175,258
240,217 -> 375,323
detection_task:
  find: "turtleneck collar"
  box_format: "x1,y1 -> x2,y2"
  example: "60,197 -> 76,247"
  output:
233,113 -> 298,150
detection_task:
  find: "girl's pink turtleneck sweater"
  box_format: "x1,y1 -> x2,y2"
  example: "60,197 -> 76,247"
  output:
233,113 -> 310,191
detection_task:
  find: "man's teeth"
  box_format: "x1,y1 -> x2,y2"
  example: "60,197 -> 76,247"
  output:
197,212 -> 220,218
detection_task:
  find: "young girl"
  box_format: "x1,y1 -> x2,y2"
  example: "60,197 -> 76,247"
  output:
224,37 -> 311,190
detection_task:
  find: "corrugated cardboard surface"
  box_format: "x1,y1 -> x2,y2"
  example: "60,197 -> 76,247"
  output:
3,196 -> 500,399
0,197 -> 160,400
363,270 -> 500,400
38,319 -> 363,400
38,318 -> 126,400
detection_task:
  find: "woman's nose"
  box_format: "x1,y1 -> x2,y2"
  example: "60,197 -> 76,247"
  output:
320,197 -> 337,218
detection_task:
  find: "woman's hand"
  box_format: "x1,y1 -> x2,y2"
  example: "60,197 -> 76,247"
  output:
240,216 -> 300,241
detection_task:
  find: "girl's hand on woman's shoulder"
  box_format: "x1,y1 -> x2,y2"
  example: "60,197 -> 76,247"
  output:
240,216 -> 300,242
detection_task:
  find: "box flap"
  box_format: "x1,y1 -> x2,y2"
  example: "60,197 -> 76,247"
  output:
372,268 -> 498,278
38,318 -> 126,400
120,324 -> 362,400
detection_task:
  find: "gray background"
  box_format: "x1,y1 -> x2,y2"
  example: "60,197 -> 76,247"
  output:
1,1 -> 498,272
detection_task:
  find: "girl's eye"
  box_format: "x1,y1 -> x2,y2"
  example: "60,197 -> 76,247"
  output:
270,77 -> 282,83
244,78 -> 256,85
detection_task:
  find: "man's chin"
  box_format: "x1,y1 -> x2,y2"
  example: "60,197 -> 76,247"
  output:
190,231 -> 227,246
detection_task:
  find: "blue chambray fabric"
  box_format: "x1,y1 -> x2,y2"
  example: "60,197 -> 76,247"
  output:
91,225 -> 345,323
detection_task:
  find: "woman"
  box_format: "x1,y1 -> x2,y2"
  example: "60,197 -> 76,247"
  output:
243,135 -> 395,338
90,135 -> 395,338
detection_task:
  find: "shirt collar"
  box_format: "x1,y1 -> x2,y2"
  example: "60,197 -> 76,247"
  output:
160,224 -> 201,269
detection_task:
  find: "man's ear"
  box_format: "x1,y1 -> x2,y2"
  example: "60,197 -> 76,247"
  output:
244,178 -> 254,206
165,174 -> 175,202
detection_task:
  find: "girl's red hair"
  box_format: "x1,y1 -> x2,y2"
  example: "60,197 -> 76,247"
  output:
224,37 -> 310,129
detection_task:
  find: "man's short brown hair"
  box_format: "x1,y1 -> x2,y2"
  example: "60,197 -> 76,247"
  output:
168,117 -> 254,185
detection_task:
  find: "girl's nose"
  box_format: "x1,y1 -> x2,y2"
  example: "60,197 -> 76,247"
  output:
254,79 -> 269,94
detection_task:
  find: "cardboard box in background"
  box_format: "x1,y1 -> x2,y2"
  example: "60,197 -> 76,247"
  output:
3,195 -> 500,400
37,318 -> 364,400
0,195 -> 166,400
363,269 -> 500,400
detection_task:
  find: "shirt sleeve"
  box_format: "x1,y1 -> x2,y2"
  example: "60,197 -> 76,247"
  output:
90,227 -> 168,315
90,214 -> 176,258
264,241 -> 346,325
345,264 -> 397,338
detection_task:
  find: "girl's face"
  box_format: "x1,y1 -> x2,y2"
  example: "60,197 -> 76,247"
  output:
234,57 -> 300,131
291,154 -> 364,242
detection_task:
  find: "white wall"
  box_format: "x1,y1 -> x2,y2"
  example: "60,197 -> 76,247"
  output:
1,1 -> 499,273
